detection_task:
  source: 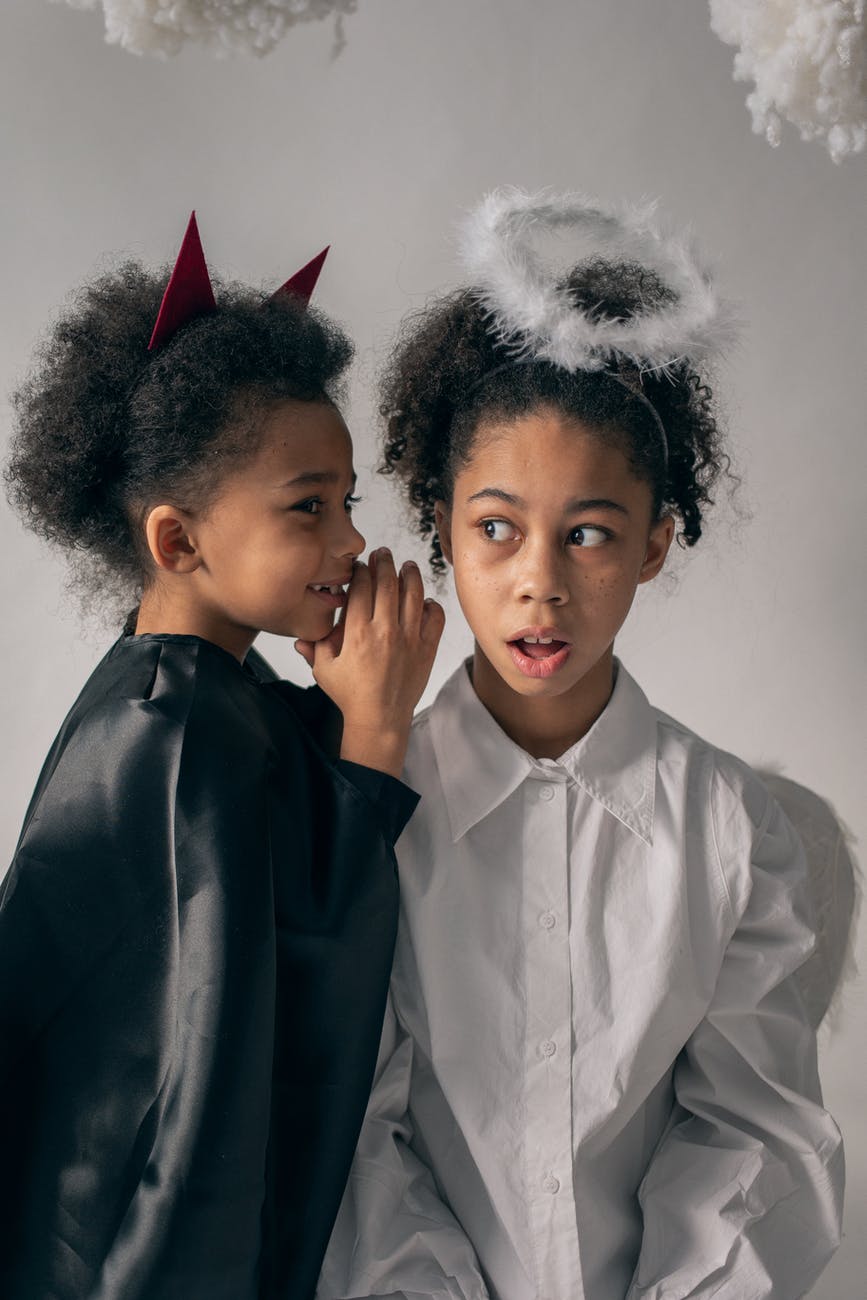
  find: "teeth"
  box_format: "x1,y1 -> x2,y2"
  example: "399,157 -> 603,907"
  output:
313,584 -> 344,594
522,635 -> 554,644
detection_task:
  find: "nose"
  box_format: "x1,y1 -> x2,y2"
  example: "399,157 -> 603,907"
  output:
515,536 -> 568,606
336,513 -> 365,561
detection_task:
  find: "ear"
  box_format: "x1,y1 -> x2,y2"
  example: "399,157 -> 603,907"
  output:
144,505 -> 202,574
638,513 -> 675,585
434,500 -> 454,567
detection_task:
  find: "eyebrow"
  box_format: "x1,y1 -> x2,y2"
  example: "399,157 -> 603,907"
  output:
275,470 -> 357,490
466,488 -> 629,516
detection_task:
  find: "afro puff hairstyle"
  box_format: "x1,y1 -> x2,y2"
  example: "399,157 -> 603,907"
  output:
380,260 -> 729,574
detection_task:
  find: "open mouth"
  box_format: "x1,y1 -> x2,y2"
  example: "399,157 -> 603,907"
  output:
507,633 -> 571,678
308,582 -> 348,609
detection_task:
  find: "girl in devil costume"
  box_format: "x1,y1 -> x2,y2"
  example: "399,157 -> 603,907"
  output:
0,214 -> 443,1300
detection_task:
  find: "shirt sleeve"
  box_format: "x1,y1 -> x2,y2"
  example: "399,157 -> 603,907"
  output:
626,785 -> 844,1300
317,994 -> 490,1300
336,761 -> 420,846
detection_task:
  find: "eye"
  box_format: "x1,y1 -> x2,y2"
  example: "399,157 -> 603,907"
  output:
568,525 -> 610,548
344,493 -> 362,513
480,518 -> 519,543
292,496 -> 325,515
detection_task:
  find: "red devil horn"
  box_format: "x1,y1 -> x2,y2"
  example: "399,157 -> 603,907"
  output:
272,246 -> 329,307
148,212 -> 218,352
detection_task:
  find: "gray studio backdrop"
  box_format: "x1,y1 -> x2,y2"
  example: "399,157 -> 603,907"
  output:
1,2 -> 864,1295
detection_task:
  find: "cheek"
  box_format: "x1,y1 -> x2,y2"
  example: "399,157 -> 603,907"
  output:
278,527 -> 325,573
584,563 -> 642,622
453,548 -> 502,600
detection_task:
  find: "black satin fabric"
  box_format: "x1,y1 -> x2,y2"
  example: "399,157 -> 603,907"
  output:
0,634 -> 415,1300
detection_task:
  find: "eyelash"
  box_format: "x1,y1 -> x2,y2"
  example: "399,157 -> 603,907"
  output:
567,524 -> 612,547
478,519 -> 613,547
293,496 -> 325,515
293,493 -> 362,516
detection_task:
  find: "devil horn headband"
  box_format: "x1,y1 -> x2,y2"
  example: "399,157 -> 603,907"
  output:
148,212 -> 329,352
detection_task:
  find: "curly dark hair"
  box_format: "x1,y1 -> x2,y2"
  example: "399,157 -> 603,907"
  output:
5,262 -> 353,604
381,259 -> 729,573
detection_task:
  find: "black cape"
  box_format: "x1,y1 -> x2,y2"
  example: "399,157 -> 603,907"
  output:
0,634 -> 416,1300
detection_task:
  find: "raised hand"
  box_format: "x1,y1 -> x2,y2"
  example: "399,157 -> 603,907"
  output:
296,549 -> 444,778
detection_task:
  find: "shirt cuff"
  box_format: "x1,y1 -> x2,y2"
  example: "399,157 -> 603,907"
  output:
336,760 -> 420,845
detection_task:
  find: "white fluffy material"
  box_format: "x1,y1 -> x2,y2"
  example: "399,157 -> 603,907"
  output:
53,0 -> 355,58
709,0 -> 867,162
458,188 -> 738,376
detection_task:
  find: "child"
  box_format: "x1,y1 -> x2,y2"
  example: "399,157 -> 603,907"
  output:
318,192 -> 844,1300
0,214 -> 443,1300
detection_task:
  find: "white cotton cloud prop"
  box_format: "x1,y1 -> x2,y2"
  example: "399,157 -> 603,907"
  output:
54,0 -> 356,58
709,0 -> 867,162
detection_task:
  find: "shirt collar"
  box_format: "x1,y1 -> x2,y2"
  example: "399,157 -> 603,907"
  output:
428,658 -> 657,845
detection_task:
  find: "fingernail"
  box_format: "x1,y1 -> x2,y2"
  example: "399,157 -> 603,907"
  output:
401,560 -> 418,572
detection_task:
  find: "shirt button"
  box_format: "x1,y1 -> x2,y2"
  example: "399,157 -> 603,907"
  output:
539,784 -> 555,801
539,911 -> 556,930
540,1039 -> 557,1058
542,1174 -> 560,1194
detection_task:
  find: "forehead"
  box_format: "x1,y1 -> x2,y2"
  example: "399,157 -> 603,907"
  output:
254,399 -> 353,475
459,408 -> 641,498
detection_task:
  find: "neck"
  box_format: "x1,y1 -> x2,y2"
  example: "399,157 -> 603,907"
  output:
135,586 -> 255,663
470,645 -> 615,759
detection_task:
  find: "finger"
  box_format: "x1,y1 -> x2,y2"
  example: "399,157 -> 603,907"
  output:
398,559 -> 424,631
294,639 -> 315,668
343,559 -> 373,628
327,611 -> 347,656
420,597 -> 446,648
371,547 -> 399,626
310,621 -> 343,668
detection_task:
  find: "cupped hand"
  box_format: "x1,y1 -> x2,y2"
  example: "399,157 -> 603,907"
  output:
295,550 -> 444,778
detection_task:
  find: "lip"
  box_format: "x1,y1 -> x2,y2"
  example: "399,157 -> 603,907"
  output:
506,626 -> 573,679
508,625 -> 572,644
308,576 -> 351,610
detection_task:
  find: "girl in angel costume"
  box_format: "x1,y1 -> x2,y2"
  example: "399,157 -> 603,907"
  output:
318,192 -> 844,1300
0,213 -> 443,1299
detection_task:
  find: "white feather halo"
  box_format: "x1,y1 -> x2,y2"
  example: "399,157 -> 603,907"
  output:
458,188 -> 738,374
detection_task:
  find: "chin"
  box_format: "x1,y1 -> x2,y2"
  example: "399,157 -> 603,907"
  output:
299,614 -> 338,642
261,610 -> 333,642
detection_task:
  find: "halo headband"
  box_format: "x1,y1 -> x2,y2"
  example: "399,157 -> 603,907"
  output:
458,188 -> 737,375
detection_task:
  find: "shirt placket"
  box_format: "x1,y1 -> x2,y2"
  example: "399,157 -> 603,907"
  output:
521,769 -> 582,1298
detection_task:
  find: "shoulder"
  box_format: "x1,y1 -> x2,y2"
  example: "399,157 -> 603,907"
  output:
405,697 -> 440,790
649,701 -> 799,919
23,637 -> 280,829
409,696 -> 436,744
398,701 -> 451,855
652,703 -> 771,827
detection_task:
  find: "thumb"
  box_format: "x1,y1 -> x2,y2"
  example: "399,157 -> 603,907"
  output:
309,621 -> 343,671
294,639 -> 316,669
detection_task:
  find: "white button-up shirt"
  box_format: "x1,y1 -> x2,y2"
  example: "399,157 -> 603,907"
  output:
319,661 -> 843,1300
